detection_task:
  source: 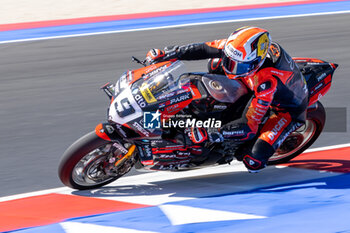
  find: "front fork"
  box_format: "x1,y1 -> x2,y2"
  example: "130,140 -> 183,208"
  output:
95,123 -> 136,167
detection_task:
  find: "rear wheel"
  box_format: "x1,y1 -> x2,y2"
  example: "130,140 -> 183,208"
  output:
58,131 -> 134,190
268,101 -> 325,165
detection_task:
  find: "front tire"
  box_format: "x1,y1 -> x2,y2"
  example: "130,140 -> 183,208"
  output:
268,101 -> 325,165
58,132 -> 128,190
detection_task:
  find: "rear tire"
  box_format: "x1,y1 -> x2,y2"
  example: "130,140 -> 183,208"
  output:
267,101 -> 325,165
58,132 -> 121,190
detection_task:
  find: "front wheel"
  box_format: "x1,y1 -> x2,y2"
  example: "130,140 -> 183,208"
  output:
268,101 -> 326,165
58,131 -> 135,190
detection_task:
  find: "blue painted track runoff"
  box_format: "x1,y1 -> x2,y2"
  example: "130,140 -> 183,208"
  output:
1,1 -> 350,43
11,174 -> 350,233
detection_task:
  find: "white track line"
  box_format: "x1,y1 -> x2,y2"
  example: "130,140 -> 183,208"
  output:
0,187 -> 70,202
305,142 -> 350,153
1,10 -> 350,45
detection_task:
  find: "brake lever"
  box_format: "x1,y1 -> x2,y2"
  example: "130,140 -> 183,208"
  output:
131,56 -> 147,67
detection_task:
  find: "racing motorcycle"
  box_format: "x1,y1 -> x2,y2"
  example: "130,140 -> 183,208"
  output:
58,57 -> 338,190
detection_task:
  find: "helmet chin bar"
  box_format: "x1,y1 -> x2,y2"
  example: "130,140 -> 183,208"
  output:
222,55 -> 265,77
222,55 -> 267,79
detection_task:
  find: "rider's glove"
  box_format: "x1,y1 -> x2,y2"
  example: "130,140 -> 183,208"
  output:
189,128 -> 208,144
188,128 -> 224,144
146,48 -> 165,64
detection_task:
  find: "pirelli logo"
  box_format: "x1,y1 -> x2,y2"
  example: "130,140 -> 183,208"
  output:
140,83 -> 157,103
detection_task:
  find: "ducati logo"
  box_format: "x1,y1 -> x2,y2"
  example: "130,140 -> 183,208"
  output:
267,117 -> 288,141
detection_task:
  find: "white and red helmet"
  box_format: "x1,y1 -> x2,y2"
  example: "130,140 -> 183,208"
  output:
222,26 -> 271,77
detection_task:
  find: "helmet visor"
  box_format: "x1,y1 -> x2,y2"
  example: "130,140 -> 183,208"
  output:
222,55 -> 260,75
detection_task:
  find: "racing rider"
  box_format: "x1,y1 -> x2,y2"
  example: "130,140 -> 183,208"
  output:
145,26 -> 308,172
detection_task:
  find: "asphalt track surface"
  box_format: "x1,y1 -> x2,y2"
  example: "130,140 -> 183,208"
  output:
0,13 -> 349,197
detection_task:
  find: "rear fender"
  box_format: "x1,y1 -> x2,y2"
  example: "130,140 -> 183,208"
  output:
293,57 -> 338,106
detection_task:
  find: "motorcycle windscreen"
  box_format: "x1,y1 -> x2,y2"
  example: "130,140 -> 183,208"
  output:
132,61 -> 187,104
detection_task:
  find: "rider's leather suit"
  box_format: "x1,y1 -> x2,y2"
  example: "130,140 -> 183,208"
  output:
161,40 -> 309,170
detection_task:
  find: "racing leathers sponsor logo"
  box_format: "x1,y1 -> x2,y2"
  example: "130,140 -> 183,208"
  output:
222,130 -> 245,136
257,99 -> 270,106
270,70 -> 285,76
257,81 -> 271,93
275,122 -> 303,148
140,83 -> 157,103
132,121 -> 150,137
256,88 -> 275,98
267,117 -> 288,141
259,83 -> 266,90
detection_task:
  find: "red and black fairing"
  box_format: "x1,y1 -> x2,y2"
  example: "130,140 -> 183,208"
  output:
293,58 -> 338,106
98,60 -> 250,170
136,139 -> 205,170
96,61 -> 211,168
132,72 -> 251,170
